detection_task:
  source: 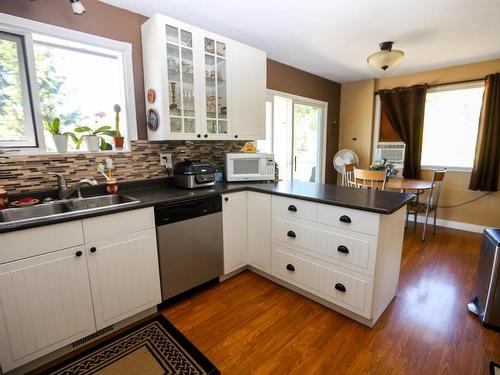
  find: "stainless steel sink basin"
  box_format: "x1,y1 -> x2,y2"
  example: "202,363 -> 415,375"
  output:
0,195 -> 139,224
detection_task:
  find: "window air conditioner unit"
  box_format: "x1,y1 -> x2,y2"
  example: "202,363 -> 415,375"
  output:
374,142 -> 405,166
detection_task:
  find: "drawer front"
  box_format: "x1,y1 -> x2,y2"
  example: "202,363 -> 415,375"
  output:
272,195 -> 317,221
271,247 -> 372,318
0,221 -> 84,264
272,214 -> 377,276
317,204 -> 380,236
82,207 -> 155,243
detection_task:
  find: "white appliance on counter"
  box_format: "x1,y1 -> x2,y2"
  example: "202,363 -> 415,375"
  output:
225,153 -> 275,181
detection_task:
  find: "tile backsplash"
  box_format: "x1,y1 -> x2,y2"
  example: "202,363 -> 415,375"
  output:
0,140 -> 245,194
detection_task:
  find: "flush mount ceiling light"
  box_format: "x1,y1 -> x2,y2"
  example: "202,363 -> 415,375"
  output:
367,41 -> 404,71
69,0 -> 86,15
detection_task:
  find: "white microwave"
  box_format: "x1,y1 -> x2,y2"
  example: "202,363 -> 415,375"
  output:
225,153 -> 275,182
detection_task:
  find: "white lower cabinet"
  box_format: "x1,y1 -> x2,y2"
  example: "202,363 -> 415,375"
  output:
222,192 -> 248,274
0,246 -> 95,372
0,207 -> 161,372
247,192 -> 271,272
86,228 -> 161,330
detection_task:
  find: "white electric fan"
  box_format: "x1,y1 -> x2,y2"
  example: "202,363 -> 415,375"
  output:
333,149 -> 359,186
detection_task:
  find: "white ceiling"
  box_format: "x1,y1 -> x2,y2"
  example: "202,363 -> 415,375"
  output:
100,0 -> 500,83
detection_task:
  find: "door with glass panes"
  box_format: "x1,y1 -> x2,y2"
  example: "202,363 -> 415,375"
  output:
203,35 -> 229,139
165,24 -> 198,138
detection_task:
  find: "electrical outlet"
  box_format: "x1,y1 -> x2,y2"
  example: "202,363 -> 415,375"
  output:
159,153 -> 173,168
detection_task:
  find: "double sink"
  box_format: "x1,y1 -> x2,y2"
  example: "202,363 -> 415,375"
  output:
0,195 -> 139,224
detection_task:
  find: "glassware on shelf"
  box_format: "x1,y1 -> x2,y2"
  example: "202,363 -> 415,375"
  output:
170,117 -> 182,133
205,38 -> 215,54
169,82 -> 178,111
216,41 -> 226,57
181,30 -> 192,48
166,25 -> 178,44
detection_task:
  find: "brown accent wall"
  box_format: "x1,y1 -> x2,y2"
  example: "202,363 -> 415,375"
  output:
0,0 -> 149,139
339,59 -> 500,227
267,60 -> 341,184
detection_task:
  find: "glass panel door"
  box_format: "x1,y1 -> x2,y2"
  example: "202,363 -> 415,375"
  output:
292,103 -> 321,182
205,38 -> 228,135
166,25 -> 195,134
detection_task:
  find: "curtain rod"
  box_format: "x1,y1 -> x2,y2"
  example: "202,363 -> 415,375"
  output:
374,77 -> 485,95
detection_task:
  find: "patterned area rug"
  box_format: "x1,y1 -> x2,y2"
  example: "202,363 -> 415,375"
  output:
37,315 -> 219,375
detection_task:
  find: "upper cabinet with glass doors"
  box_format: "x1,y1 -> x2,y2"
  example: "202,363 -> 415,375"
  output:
142,14 -> 266,141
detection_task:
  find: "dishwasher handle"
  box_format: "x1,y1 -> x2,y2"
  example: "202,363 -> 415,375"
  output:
155,196 -> 222,226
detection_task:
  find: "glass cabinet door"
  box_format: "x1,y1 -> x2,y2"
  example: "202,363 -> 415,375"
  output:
165,25 -> 196,135
204,37 -> 228,135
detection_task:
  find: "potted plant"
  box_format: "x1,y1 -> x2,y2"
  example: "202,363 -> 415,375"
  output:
113,104 -> 125,149
74,125 -> 115,152
43,117 -> 74,153
369,158 -> 399,178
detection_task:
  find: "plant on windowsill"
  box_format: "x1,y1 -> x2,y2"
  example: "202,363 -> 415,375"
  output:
369,158 -> 399,178
43,117 -> 75,153
113,104 -> 124,149
73,125 -> 115,152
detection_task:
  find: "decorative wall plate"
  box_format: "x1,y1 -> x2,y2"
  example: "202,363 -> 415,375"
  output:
147,109 -> 159,131
147,89 -> 156,104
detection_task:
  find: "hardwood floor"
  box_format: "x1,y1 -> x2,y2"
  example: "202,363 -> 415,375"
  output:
161,226 -> 500,374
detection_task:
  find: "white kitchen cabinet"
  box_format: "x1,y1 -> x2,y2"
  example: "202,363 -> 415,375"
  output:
228,41 -> 267,140
142,14 -> 266,141
0,207 -> 162,372
0,246 -> 95,372
222,192 -> 248,274
86,228 -> 161,330
247,192 -> 271,272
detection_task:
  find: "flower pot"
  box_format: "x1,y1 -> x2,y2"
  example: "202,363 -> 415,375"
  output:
85,136 -> 100,152
113,136 -> 125,149
52,134 -> 68,153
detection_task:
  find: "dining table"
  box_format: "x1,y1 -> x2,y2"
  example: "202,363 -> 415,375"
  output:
383,177 -> 433,205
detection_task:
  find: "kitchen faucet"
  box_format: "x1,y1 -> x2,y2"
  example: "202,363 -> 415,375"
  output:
48,172 -> 98,199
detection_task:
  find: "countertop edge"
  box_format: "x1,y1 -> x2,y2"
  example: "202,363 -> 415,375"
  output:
0,184 -> 414,234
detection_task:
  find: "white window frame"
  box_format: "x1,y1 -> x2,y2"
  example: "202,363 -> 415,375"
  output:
0,13 -> 137,154
373,81 -> 484,172
266,89 -> 328,183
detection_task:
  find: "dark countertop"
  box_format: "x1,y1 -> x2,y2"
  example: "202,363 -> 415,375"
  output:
0,179 -> 414,234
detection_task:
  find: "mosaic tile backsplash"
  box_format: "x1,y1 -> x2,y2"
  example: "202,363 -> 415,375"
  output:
0,140 -> 245,194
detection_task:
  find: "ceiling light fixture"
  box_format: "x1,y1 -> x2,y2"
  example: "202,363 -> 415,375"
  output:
69,0 -> 86,15
367,41 -> 404,71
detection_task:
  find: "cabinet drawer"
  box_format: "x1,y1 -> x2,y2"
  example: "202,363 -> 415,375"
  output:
82,207 -> 155,243
317,204 -> 380,236
271,247 -> 372,318
272,214 -> 377,276
0,221 -> 84,264
272,195 -> 317,221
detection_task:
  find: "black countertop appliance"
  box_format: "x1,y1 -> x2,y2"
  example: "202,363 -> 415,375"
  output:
173,159 -> 217,189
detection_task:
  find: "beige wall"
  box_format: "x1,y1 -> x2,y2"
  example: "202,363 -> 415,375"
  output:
339,59 -> 500,228
339,79 -> 374,169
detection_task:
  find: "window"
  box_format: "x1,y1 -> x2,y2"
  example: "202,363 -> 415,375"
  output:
0,31 -> 37,147
0,14 -> 136,153
421,82 -> 484,169
374,82 -> 484,170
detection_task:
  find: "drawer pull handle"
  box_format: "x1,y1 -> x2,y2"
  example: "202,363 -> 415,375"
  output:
286,264 -> 295,272
90,247 -> 97,253
288,205 -> 297,212
339,215 -> 351,223
75,250 -> 83,257
337,245 -> 349,254
335,283 -> 347,292
287,230 -> 296,238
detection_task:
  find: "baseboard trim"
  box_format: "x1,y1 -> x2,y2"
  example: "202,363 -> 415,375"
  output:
411,215 -> 486,233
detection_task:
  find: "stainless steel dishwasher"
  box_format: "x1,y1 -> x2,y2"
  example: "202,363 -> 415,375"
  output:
155,196 -> 223,300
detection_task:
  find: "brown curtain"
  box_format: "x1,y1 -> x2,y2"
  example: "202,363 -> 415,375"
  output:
469,73 -> 500,191
378,85 -> 427,179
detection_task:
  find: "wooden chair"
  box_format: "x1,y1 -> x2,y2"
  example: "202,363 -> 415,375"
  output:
343,163 -> 356,187
353,168 -> 387,190
407,169 -> 447,241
